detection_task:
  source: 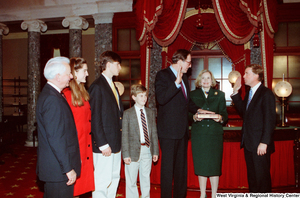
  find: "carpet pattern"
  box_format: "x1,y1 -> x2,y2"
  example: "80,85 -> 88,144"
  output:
0,145 -> 43,198
1,135 -> 299,198
0,141 -> 202,198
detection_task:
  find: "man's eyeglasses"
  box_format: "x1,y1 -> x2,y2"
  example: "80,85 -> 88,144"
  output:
185,60 -> 192,65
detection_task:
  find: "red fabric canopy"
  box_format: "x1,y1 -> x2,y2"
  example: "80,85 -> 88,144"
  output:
136,0 -> 188,47
240,0 -> 263,27
135,0 -> 163,45
212,0 -> 256,44
135,0 -> 278,89
152,0 -> 188,46
181,13 -> 223,43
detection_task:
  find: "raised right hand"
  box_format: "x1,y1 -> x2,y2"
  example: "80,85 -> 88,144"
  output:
233,76 -> 242,93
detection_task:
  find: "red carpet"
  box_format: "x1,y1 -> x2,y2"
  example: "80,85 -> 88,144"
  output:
0,137 -> 201,198
1,133 -> 300,198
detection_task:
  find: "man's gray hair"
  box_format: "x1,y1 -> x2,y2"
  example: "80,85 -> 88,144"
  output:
44,57 -> 70,80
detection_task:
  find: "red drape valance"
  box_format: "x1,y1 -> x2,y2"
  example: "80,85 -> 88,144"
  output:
181,13 -> 223,43
136,0 -> 188,47
212,0 -> 256,44
135,0 -> 278,89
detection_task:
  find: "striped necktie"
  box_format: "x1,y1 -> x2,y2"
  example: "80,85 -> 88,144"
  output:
140,109 -> 150,147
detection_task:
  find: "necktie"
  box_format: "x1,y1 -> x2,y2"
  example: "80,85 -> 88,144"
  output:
140,109 -> 150,147
111,81 -> 119,107
246,89 -> 253,109
180,82 -> 187,100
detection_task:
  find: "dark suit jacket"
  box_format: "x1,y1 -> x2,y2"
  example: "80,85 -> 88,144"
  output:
155,66 -> 198,139
231,84 -> 276,152
89,74 -> 124,153
122,106 -> 159,162
36,83 -> 81,182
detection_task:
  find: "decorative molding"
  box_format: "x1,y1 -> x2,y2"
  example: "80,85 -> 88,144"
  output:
62,16 -> 89,30
0,0 -> 132,22
21,20 -> 47,32
93,13 -> 114,24
0,23 -> 9,35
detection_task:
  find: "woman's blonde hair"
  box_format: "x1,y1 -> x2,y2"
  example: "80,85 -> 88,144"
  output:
69,57 -> 90,106
194,69 -> 217,88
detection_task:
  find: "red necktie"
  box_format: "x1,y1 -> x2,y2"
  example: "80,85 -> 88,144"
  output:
180,82 -> 187,100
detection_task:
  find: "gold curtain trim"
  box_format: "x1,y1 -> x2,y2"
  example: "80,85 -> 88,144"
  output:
163,0 -> 186,41
215,0 -> 243,39
185,8 -> 215,19
260,14 -> 268,88
263,0 -> 275,34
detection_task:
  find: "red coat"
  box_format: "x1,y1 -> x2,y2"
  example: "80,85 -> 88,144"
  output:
63,88 -> 95,196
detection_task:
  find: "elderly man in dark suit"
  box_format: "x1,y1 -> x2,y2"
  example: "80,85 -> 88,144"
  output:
36,57 -> 81,198
231,64 -> 276,192
89,51 -> 124,198
155,49 -> 212,198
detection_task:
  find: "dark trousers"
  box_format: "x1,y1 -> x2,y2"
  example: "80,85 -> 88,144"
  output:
159,133 -> 188,198
244,148 -> 272,193
43,181 -> 74,198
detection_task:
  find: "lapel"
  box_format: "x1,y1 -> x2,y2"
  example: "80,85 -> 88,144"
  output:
100,75 -> 122,112
199,88 -> 214,106
128,107 -> 142,138
167,66 -> 189,102
45,83 -> 73,115
246,84 -> 264,112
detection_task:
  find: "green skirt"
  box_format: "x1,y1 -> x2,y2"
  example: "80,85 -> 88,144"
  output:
191,132 -> 223,176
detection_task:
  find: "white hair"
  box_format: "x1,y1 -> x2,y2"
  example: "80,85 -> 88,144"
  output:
44,57 -> 70,80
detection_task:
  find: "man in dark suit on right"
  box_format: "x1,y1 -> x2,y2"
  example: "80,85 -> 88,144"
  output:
155,49 -> 212,198
231,64 -> 276,193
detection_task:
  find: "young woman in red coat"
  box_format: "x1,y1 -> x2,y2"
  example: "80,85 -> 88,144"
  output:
63,57 -> 95,197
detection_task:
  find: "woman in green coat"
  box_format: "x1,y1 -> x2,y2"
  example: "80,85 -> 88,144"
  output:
190,69 -> 228,198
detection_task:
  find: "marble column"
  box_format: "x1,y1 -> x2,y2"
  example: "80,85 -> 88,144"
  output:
149,40 -> 162,112
0,23 -> 9,122
250,35 -> 262,66
21,20 -> 47,147
62,16 -> 89,58
93,13 -> 113,78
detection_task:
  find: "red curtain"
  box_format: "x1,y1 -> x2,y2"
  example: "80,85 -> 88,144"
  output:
260,0 -> 278,88
135,0 -> 188,47
240,0 -> 263,26
161,35 -> 189,69
262,0 -> 278,37
261,16 -> 275,88
135,0 -> 163,45
212,0 -> 256,44
218,38 -> 247,96
180,13 -> 223,44
152,0 -> 188,46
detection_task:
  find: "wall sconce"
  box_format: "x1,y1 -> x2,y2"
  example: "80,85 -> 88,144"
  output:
228,70 -> 241,86
274,74 -> 292,127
